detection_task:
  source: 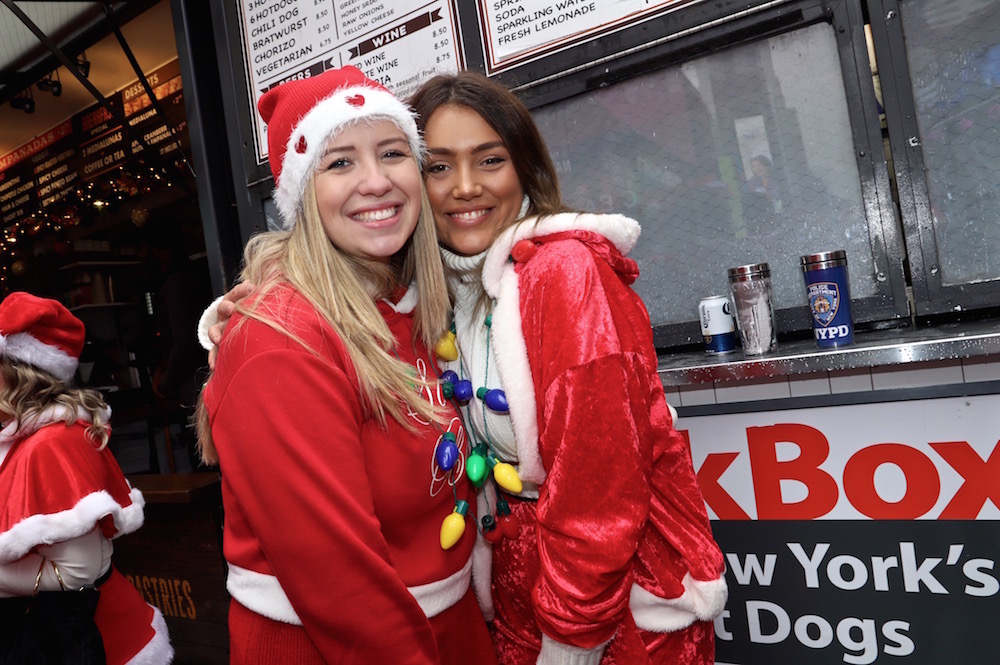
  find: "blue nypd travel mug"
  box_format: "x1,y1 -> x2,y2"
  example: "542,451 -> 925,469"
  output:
800,250 -> 854,347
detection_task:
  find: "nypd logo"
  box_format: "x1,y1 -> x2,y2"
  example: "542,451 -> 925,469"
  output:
807,281 -> 840,327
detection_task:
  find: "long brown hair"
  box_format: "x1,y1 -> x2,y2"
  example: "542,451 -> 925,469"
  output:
408,71 -> 569,218
0,358 -> 110,449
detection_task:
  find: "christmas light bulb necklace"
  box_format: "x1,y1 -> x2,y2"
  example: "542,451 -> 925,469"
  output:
392,340 -> 470,551
438,307 -> 523,543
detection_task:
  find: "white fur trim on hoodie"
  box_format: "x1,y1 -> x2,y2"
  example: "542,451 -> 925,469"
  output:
479,213 -> 642,486
480,212 -> 641,296
629,575 -> 729,632
197,295 -> 224,352
538,634 -> 608,665
227,553 -> 473,625
384,282 -> 418,314
226,563 -> 303,624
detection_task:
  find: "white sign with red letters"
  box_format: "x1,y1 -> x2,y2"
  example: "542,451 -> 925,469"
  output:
680,394 -> 1000,665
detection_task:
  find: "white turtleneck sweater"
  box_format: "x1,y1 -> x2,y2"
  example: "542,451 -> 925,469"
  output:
439,247 -> 523,474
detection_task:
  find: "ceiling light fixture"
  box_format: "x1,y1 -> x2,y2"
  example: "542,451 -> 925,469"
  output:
37,70 -> 62,97
10,89 -> 35,114
76,52 -> 90,79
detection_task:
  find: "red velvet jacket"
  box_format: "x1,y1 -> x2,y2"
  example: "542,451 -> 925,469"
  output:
470,213 -> 728,657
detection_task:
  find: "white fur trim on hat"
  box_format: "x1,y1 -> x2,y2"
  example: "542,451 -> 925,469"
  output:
274,85 -> 422,229
0,331 -> 78,383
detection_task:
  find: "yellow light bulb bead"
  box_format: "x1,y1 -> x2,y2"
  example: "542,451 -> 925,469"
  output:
434,331 -> 459,362
440,500 -> 469,550
493,462 -> 523,494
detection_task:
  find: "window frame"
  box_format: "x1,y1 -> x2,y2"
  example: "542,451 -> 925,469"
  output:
492,0 -> 910,348
866,0 -> 1000,318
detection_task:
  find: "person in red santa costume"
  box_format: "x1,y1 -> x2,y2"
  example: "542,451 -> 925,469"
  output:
408,72 -> 729,664
0,291 -> 173,665
194,67 -> 496,664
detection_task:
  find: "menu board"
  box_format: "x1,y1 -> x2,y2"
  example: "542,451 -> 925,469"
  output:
0,121 -> 73,226
124,60 -> 189,161
33,132 -> 80,209
0,159 -> 38,227
479,0 -> 701,71
78,96 -> 128,181
238,0 -> 463,162
0,59 -> 188,228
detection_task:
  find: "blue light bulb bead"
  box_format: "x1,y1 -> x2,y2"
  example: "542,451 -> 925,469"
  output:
453,379 -> 474,403
440,370 -> 459,399
477,387 -> 509,413
435,432 -> 459,471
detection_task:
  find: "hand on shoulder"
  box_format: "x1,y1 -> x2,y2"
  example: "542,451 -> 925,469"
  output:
200,281 -> 255,370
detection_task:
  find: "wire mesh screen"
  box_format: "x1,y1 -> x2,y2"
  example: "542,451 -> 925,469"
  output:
900,0 -> 1000,287
532,22 -> 877,330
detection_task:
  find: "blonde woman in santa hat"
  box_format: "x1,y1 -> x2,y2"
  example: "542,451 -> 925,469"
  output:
194,67 -> 496,664
0,292 -> 173,664
406,72 -> 728,665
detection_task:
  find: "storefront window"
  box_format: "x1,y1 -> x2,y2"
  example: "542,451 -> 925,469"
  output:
898,0 -> 1000,286
532,22 -> 877,334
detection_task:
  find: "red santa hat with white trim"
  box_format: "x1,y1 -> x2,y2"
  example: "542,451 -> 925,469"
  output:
0,291 -> 84,383
258,65 -> 423,229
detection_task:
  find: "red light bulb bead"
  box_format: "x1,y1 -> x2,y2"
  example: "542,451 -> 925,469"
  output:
496,498 -> 520,540
481,514 -> 503,544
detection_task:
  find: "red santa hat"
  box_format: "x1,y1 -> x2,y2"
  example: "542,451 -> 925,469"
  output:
258,66 -> 422,229
0,292 -> 84,383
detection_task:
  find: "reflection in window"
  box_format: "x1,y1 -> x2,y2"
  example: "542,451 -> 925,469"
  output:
532,22 -> 874,331
900,0 -> 1000,286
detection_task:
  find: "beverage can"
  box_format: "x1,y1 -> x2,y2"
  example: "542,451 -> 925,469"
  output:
728,262 -> 778,356
699,295 -> 738,353
801,250 -> 854,347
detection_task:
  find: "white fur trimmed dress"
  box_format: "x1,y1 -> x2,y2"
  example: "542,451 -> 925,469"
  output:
0,406 -> 173,665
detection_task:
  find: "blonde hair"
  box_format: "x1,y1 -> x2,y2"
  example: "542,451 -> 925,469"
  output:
0,358 -> 110,449
197,177 -> 450,465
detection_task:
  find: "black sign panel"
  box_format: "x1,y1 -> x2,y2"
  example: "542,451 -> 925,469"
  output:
129,87 -> 189,160
32,134 -> 80,208
0,160 -> 36,226
714,520 -> 1000,665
